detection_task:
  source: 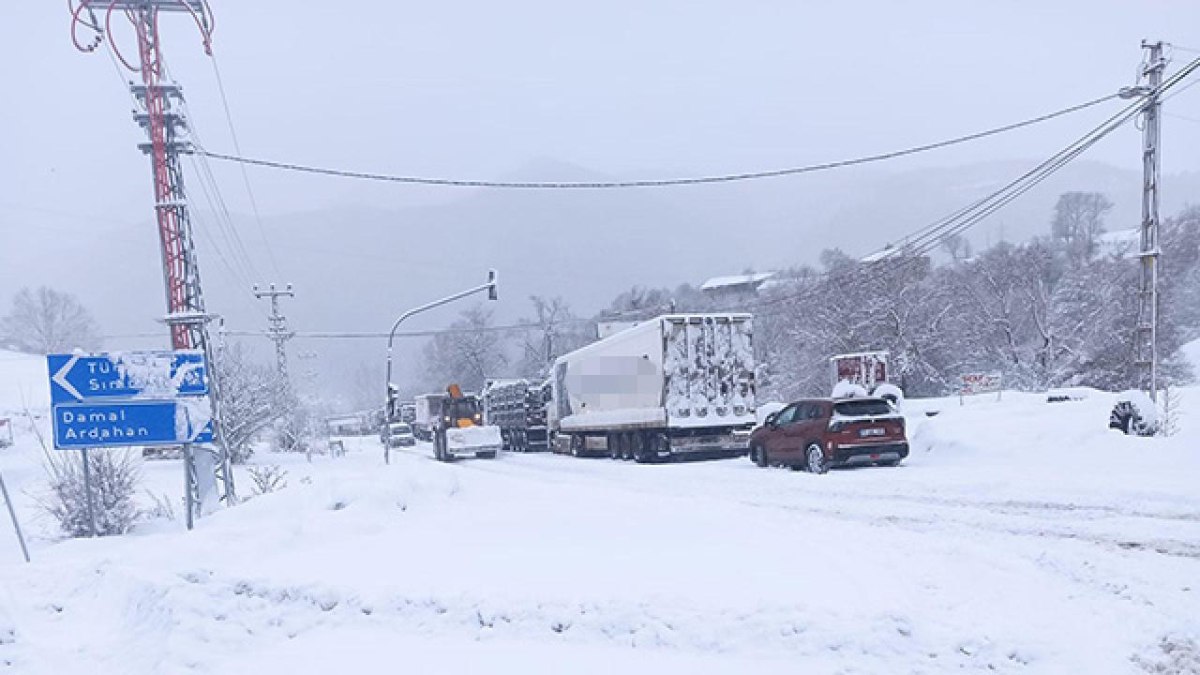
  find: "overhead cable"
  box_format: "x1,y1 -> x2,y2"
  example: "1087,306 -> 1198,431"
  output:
190,94 -> 1120,189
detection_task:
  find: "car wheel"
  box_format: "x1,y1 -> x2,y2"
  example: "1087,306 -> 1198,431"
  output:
878,459 -> 901,467
804,442 -> 828,474
751,444 -> 769,468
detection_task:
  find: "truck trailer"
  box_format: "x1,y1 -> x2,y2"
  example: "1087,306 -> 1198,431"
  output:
482,379 -> 550,452
412,393 -> 442,441
548,314 -> 756,462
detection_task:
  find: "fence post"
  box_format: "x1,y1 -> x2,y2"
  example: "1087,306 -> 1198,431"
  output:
0,470 -> 30,562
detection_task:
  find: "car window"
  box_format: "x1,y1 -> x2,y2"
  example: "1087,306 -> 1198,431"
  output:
807,403 -> 826,419
834,399 -> 892,417
774,405 -> 798,426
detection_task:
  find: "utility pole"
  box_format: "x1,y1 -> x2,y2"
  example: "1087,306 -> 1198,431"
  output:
254,283 -> 299,450
253,283 -> 296,389
1132,40 -> 1166,402
70,1 -> 235,516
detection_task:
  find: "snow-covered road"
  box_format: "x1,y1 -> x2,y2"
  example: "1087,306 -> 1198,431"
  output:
1,387 -> 1199,674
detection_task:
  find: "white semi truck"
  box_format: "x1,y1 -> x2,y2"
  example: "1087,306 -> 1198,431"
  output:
548,314 -> 756,462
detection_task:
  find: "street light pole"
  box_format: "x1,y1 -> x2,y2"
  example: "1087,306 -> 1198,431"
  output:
383,270 -> 498,463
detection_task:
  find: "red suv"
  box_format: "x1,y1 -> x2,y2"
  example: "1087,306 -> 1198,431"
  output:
749,397 -> 908,473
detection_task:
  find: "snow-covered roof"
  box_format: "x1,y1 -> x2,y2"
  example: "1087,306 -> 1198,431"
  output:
1097,229 -> 1141,259
700,272 -> 776,292
860,246 -> 897,263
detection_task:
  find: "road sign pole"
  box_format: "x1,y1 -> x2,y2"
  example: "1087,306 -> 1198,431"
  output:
0,470 -> 30,563
183,444 -> 196,531
81,448 -> 98,538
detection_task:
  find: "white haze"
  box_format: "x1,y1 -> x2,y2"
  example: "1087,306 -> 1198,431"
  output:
3,1 -> 1200,403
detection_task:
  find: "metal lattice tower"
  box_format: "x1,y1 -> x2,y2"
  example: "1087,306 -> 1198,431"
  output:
70,0 -> 235,513
1134,40 -> 1166,401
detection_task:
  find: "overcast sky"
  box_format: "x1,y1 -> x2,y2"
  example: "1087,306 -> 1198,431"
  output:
4,1 -> 1200,221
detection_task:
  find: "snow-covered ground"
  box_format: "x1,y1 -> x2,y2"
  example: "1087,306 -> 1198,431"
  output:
1,349 -> 1199,673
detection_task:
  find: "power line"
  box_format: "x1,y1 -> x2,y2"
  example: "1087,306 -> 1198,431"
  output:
1163,76 -> 1200,102
190,93 -> 1120,189
1166,112 -> 1200,125
746,57 -> 1200,315
222,320 -> 594,340
210,52 -> 281,277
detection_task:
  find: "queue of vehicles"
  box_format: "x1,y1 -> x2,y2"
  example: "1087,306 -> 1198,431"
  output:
381,313 -> 909,472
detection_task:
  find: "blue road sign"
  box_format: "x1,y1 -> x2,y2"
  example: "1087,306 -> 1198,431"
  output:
47,351 -> 207,405
51,400 -> 213,450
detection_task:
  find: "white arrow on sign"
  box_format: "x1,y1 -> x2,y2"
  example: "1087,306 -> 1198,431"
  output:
51,355 -> 84,402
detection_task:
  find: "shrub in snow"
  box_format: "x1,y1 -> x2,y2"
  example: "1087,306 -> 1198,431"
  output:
873,382 -> 904,407
248,464 -> 288,495
40,450 -> 140,537
831,380 -> 868,399
1109,390 -> 1159,437
144,491 -> 178,522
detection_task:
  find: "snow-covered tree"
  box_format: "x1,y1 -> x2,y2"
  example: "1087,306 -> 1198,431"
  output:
421,305 -> 509,392
0,286 -> 101,354
515,296 -> 593,379
1051,191 -> 1112,264
213,343 -> 277,463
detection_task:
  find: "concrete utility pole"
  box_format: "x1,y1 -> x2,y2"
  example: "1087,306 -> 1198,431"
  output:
253,283 -> 296,390
1132,40 -> 1166,401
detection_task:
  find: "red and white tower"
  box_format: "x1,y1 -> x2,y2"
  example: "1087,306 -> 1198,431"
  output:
70,0 -> 235,518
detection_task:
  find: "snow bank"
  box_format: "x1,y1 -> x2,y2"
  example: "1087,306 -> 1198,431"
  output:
873,382 -> 904,405
1180,337 -> 1200,373
831,380 -> 868,398
0,350 -> 49,416
1,376 -> 1200,673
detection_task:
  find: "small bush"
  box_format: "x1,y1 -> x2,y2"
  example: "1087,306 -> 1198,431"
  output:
144,491 -> 178,522
248,464 -> 288,495
41,450 -> 140,537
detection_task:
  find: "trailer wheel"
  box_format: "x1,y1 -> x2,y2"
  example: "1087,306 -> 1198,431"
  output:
635,433 -> 664,464
607,433 -> 621,460
621,433 -> 635,461
570,434 -> 585,457
518,430 -> 528,452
